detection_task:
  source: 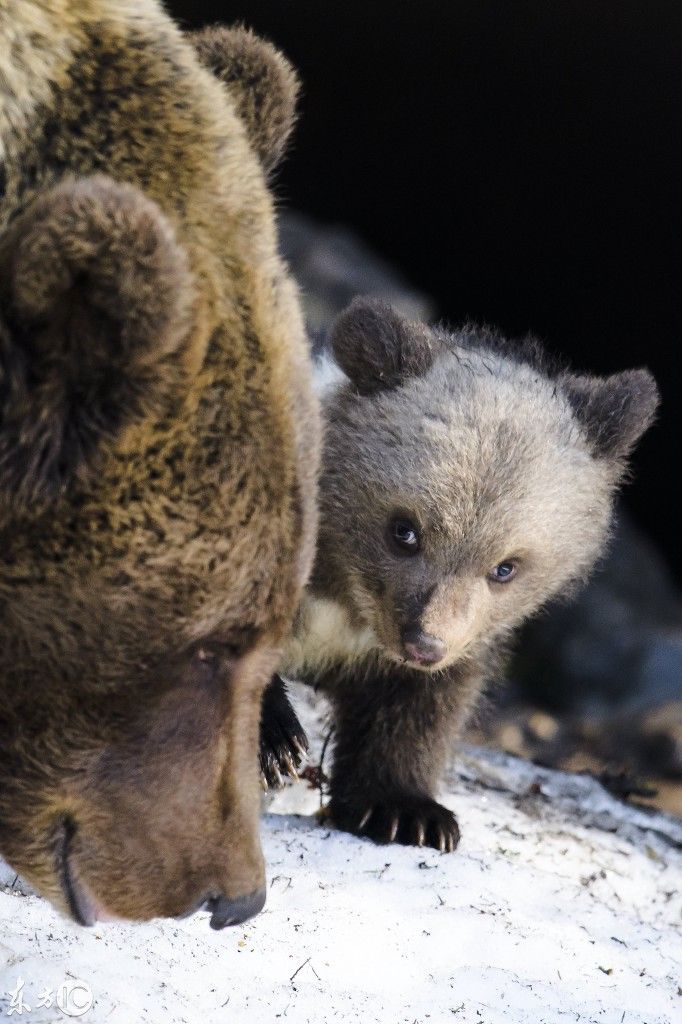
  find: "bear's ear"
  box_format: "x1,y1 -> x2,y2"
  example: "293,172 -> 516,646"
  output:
0,175 -> 193,516
190,24 -> 300,177
330,297 -> 437,395
561,368 -> 659,462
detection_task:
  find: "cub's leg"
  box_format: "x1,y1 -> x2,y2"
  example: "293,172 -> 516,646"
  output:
259,675 -> 309,788
327,668 -> 481,852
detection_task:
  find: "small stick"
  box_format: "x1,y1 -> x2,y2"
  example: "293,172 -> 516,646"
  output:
290,957 -> 311,983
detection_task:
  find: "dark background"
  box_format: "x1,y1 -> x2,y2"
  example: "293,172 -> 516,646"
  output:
170,0 -> 681,573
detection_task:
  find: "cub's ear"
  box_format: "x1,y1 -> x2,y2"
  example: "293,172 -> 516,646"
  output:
190,24 -> 299,177
330,297 -> 436,395
561,368 -> 659,462
0,175 -> 193,515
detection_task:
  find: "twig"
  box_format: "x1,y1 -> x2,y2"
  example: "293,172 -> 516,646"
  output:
290,957 -> 311,984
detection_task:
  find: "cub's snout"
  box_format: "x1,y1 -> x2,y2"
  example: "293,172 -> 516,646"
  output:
401,625 -> 446,667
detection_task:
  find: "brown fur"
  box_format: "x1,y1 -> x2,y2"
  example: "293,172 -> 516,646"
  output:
272,298 -> 658,851
0,1 -> 319,925
0,175 -> 193,513
190,24 -> 300,178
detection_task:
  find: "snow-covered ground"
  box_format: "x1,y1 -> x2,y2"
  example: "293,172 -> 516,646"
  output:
1,684 -> 680,1024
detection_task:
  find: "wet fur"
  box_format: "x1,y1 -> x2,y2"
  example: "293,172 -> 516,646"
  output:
268,298 -> 658,850
0,2 -> 319,922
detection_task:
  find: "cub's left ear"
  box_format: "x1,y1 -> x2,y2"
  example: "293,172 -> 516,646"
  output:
561,368 -> 659,461
330,297 -> 436,395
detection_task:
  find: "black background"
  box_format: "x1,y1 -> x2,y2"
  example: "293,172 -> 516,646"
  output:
169,1 -> 681,573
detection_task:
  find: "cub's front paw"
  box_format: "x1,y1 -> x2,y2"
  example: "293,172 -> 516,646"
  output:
259,675 -> 309,789
329,793 -> 460,852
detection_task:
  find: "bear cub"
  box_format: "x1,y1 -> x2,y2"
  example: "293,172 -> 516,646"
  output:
261,298 -> 658,852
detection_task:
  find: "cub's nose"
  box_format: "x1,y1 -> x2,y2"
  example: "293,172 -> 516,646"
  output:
402,626 -> 447,667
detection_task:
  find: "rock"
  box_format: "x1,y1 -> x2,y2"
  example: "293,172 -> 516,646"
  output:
510,511 -> 682,716
278,210 -> 433,344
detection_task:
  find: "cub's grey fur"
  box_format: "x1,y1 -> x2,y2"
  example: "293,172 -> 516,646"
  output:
261,298 -> 658,851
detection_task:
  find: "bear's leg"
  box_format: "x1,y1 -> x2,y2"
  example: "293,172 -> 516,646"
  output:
259,675 -> 309,789
326,670 -> 476,852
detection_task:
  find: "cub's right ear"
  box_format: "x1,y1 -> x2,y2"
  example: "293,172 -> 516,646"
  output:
0,175 -> 193,517
330,297 -> 436,395
561,368 -> 659,464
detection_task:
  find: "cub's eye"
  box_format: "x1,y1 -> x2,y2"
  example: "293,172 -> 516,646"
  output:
389,516 -> 420,555
489,561 -> 517,583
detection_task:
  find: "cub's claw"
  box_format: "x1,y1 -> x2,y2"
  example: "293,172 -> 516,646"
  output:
332,794 -> 460,852
290,736 -> 308,760
357,807 -> 373,831
259,675 -> 309,790
282,751 -> 300,780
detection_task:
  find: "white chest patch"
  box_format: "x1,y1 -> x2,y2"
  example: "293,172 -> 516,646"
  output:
282,597 -> 378,679
313,353 -> 347,399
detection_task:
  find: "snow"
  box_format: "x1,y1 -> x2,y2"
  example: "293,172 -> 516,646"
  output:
1,684 -> 680,1024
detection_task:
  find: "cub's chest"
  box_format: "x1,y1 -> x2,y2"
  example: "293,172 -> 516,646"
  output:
282,597 -> 377,680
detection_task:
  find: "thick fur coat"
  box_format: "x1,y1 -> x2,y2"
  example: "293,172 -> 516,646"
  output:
0,1 -> 319,925
266,298 -> 658,851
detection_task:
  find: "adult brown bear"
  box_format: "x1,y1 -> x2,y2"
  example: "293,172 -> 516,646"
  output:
0,3 -> 319,927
